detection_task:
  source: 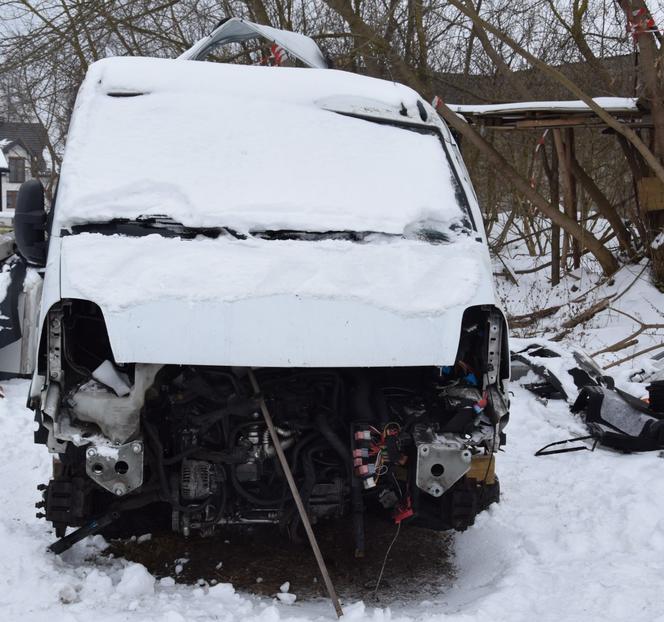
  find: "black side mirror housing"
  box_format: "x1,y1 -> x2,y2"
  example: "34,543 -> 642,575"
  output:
15,179 -> 47,266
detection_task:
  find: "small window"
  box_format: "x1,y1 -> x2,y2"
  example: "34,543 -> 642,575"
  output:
6,190 -> 18,211
8,157 -> 25,183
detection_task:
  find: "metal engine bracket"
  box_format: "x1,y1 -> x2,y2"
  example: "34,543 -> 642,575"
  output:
414,427 -> 472,497
85,440 -> 144,496
486,310 -> 503,386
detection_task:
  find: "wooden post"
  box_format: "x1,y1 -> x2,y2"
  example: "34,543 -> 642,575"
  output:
553,129 -> 579,271
549,136 -> 561,286
566,128 -> 581,269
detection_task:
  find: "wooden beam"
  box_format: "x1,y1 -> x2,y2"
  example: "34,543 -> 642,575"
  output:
553,128 -> 579,272
541,134 -> 561,286
566,128 -> 581,269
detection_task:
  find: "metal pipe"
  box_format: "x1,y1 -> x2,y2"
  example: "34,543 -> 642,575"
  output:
247,369 -> 343,619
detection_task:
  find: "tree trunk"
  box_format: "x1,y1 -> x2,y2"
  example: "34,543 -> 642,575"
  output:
568,152 -> 634,257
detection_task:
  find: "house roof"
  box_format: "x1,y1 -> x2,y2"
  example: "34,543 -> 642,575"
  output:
0,121 -> 49,170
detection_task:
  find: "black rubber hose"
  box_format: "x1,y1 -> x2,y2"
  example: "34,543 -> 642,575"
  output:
142,419 -> 169,496
374,387 -> 391,425
230,465 -> 292,506
213,471 -> 228,523
200,369 -> 243,395
288,443 -> 324,537
142,419 -> 209,514
314,412 -> 351,477
351,370 -> 373,423
290,431 -> 319,473
349,370 -> 374,557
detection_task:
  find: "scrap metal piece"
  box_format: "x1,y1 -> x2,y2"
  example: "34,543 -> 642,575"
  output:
486,310 -> 503,386
85,441 -> 144,496
414,426 -> 472,497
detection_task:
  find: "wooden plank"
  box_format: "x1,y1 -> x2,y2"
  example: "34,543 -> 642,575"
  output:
566,128 -> 581,269
553,129 -> 579,272
637,177 -> 664,213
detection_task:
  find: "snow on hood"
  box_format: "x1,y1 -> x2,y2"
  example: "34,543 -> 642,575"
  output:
61,233 -> 486,316
58,232 -> 495,366
53,57 -> 464,235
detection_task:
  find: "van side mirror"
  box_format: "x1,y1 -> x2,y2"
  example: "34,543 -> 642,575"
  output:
15,179 -> 47,266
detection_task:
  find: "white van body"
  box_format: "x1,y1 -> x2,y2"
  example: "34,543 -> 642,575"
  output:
21,50 -> 508,550
42,57 -> 496,368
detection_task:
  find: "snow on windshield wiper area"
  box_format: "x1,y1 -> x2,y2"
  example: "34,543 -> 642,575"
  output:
403,217 -> 475,244
249,229 -> 398,242
251,219 -> 476,244
66,218 -> 476,245
67,216 -> 246,240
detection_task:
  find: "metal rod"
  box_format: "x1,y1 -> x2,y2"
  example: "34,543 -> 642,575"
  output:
247,369 -> 344,618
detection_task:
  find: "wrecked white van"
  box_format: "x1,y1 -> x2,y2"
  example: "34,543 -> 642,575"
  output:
13,40 -> 509,552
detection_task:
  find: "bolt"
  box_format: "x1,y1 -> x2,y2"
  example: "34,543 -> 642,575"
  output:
50,318 -> 60,329
86,447 -> 97,458
131,442 -> 142,454
49,371 -> 59,380
113,484 -> 126,497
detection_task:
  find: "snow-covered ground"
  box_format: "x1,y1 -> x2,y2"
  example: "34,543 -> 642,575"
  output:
2,374 -> 663,622
495,219 -> 664,377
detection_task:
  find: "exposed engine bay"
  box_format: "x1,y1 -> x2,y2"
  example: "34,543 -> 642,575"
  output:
34,300 -> 509,553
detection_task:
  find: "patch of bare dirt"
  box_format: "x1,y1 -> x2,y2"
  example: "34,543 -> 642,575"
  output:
107,518 -> 455,604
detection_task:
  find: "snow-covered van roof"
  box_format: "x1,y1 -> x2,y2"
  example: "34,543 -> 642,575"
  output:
53,57 -> 468,235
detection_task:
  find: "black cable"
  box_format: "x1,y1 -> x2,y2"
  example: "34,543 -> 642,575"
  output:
230,464 -> 292,506
535,435 -> 598,456
142,419 -> 210,514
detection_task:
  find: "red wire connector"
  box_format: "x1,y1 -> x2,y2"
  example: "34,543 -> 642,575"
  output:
393,496 -> 414,524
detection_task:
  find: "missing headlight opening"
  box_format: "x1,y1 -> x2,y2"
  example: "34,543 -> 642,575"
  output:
35,301 -> 509,554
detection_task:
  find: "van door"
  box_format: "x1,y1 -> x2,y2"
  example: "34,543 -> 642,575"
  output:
0,233 -> 43,377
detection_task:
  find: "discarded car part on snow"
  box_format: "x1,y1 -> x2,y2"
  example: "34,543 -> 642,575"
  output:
534,435 -> 599,457
514,341 -> 664,453
14,51 -> 509,553
512,341 -> 613,401
572,385 -> 664,452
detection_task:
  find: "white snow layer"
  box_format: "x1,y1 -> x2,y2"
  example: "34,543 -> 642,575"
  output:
54,57 -> 461,234
450,97 -> 638,115
2,379 -> 664,621
60,233 -> 486,316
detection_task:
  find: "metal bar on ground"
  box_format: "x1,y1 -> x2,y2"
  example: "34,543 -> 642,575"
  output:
247,369 -> 344,619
